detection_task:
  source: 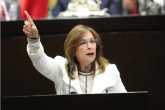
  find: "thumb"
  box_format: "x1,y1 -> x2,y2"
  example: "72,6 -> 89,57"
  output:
32,26 -> 39,38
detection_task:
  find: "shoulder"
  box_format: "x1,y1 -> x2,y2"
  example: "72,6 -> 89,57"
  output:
105,64 -> 120,78
97,64 -> 121,86
107,64 -> 118,72
54,56 -> 68,74
54,56 -> 68,64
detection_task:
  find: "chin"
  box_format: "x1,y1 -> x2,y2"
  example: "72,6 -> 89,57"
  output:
86,58 -> 95,64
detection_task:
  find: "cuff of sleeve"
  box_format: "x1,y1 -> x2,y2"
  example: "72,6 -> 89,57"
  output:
27,37 -> 40,54
27,37 -> 40,46
27,42 -> 44,59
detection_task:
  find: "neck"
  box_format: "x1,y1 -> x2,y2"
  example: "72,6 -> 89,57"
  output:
79,63 -> 92,72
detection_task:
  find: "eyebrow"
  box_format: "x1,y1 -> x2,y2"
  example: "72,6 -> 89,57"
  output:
80,38 -> 95,41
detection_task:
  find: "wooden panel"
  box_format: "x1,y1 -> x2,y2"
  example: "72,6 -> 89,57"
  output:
2,15 -> 165,36
1,37 -> 56,97
101,31 -> 165,110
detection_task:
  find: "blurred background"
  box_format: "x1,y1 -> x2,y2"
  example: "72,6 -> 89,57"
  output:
1,0 -> 165,21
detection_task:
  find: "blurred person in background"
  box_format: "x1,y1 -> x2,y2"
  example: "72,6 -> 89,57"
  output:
2,0 -> 164,21
1,0 -> 11,21
114,0 -> 137,15
53,0 -> 121,17
52,0 -> 137,17
138,0 -> 165,15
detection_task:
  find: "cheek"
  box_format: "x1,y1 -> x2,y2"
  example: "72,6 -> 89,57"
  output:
75,48 -> 85,59
94,46 -> 97,58
94,46 -> 97,53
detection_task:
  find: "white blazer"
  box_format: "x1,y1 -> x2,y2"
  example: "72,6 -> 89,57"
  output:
27,43 -> 127,95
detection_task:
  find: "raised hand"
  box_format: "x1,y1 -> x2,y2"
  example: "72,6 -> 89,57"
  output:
23,11 -> 39,39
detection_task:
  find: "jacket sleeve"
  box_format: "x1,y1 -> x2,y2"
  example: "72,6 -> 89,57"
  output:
111,65 -> 127,92
27,42 -> 62,82
113,75 -> 127,92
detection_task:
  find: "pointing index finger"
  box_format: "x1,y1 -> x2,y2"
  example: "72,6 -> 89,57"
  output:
24,10 -> 34,26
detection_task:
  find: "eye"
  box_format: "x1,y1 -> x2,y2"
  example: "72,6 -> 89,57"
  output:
80,41 -> 86,45
90,39 -> 95,43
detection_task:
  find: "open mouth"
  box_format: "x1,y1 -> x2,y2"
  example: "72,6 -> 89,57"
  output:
86,52 -> 94,56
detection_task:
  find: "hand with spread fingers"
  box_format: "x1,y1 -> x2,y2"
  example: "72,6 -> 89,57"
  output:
23,11 -> 39,39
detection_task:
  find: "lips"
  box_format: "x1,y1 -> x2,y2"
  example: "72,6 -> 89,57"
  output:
86,52 -> 94,56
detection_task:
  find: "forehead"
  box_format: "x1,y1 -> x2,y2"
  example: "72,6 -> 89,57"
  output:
81,31 -> 94,40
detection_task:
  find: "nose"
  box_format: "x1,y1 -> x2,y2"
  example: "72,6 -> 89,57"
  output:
87,42 -> 92,49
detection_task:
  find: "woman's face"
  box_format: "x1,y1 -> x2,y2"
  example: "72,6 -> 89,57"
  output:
75,31 -> 97,67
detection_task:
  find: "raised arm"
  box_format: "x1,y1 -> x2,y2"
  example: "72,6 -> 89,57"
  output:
22,11 -> 63,83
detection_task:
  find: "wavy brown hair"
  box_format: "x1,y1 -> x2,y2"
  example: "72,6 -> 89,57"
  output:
64,24 -> 109,79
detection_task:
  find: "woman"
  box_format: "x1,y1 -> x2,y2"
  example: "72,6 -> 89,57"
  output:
23,11 -> 126,94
